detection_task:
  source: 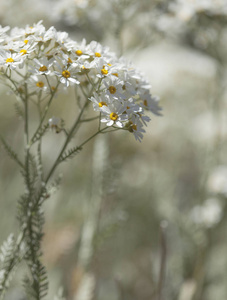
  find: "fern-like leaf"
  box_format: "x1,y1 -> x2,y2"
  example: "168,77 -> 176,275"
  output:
0,234 -> 16,294
59,146 -> 82,162
31,123 -> 49,144
0,136 -> 24,169
46,175 -> 62,198
14,102 -> 24,119
23,260 -> 48,300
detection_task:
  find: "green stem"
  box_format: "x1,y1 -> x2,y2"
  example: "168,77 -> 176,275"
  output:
30,82 -> 60,146
24,83 -> 30,190
45,99 -> 89,183
37,99 -> 44,181
80,116 -> 100,122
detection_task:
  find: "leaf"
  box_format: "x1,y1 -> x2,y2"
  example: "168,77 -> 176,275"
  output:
23,261 -> 48,300
59,146 -> 82,162
14,102 -> 24,119
0,234 -> 17,294
31,123 -> 49,144
0,136 -> 24,169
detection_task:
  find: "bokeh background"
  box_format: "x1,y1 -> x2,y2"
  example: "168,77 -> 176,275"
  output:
0,0 -> 227,299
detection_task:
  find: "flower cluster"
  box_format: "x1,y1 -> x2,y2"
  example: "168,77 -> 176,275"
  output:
0,21 -> 161,141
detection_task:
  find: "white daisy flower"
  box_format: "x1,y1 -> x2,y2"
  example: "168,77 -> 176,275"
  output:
30,57 -> 54,75
138,92 -> 162,116
100,101 -> 128,128
89,92 -> 111,112
89,41 -> 114,61
128,115 -> 145,142
27,75 -> 48,94
102,76 -> 124,100
72,39 -> 90,59
54,63 -> 80,87
0,51 -> 23,70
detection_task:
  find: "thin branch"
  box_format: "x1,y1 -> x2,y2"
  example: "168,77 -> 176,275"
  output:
157,221 -> 168,300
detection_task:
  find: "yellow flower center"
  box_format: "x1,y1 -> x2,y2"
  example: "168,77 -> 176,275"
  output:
95,52 -> 101,57
24,39 -> 29,44
144,100 -> 148,106
6,57 -> 14,63
39,65 -> 48,72
68,57 -> 72,64
112,73 -> 118,77
36,81 -> 44,88
110,112 -> 118,121
108,85 -> 116,94
20,49 -> 27,55
76,50 -> 83,56
101,68 -> 108,75
107,63 -> 112,66
62,70 -> 71,78
98,101 -> 107,107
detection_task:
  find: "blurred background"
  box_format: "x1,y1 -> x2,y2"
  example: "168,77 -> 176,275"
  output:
0,0 -> 227,299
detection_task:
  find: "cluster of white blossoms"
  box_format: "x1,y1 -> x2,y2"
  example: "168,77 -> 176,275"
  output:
0,21 -> 161,141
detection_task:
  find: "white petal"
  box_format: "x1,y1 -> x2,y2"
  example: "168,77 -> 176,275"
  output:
106,120 -> 114,126
116,121 -> 123,128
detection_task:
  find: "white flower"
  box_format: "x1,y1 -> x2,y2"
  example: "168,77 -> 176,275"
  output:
18,42 -> 37,57
30,57 -> 54,75
33,26 -> 56,43
0,21 -> 161,142
54,63 -> 80,87
127,115 -> 145,142
72,38 -> 90,59
102,76 -> 124,100
27,75 -> 48,94
100,101 -> 128,128
49,116 -> 62,133
0,51 -> 23,70
138,92 -> 162,116
0,25 -> 10,43
89,40 -> 113,61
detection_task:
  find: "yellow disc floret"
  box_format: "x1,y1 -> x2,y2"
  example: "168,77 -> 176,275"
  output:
20,49 -> 27,55
39,65 -> 48,72
24,39 -> 29,44
108,85 -> 116,94
112,73 -> 118,77
36,81 -> 44,88
98,101 -> 107,107
101,68 -> 108,75
132,124 -> 137,131
76,50 -> 83,56
68,57 -> 72,64
110,112 -> 118,121
6,57 -> 14,63
62,70 -> 71,78
95,52 -> 101,57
